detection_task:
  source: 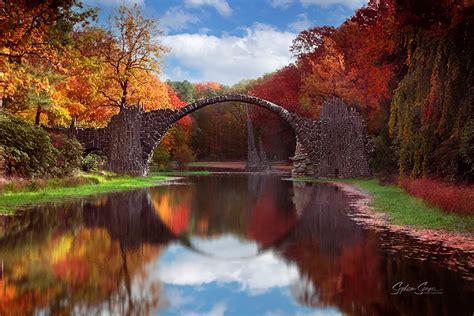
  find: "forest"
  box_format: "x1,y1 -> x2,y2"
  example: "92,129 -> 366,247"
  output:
1,0 -> 473,185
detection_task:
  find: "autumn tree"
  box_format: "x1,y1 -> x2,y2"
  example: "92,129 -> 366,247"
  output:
0,0 -> 95,123
388,0 -> 474,181
0,0 -> 94,103
54,7 -> 172,127
96,5 -> 167,110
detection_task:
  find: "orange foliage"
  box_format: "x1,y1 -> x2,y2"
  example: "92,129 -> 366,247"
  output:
193,82 -> 221,94
253,0 -> 398,130
151,189 -> 192,235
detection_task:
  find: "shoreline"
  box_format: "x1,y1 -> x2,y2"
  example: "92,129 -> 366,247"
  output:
0,173 -> 173,214
332,182 -> 474,251
333,181 -> 474,280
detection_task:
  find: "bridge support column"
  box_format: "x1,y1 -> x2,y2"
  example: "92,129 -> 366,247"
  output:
108,107 -> 147,176
291,140 -> 314,176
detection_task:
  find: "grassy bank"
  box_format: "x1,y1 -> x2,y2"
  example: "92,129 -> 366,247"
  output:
294,177 -> 474,232
0,173 -> 171,214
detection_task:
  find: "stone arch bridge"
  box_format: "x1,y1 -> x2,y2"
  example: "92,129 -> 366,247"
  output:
63,94 -> 372,177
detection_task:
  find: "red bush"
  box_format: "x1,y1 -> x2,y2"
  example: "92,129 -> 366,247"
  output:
401,178 -> 474,215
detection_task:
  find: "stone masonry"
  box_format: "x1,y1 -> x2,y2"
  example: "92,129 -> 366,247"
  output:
66,94 -> 372,177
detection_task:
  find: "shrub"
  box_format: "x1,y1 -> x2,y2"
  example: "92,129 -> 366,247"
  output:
173,144 -> 195,170
49,133 -> 84,176
401,178 -> 474,215
82,153 -> 107,172
0,114 -> 57,177
60,176 -> 98,187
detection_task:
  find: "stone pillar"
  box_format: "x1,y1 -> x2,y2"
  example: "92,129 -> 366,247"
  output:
291,140 -> 313,176
258,136 -> 270,170
246,105 -> 261,171
108,107 -> 147,176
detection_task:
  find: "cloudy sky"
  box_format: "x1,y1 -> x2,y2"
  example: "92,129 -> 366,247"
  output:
83,0 -> 368,85
136,235 -> 343,315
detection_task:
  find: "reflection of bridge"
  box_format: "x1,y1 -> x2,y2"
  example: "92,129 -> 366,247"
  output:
61,94 -> 372,177
82,190 -> 177,248
81,178 -> 363,258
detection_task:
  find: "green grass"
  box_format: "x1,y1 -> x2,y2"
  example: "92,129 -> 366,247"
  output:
293,177 -> 474,232
0,173 -> 170,214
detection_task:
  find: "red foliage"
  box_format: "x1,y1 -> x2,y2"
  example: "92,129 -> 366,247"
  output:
402,178 -> 474,215
247,191 -> 297,247
249,64 -> 301,113
168,204 -> 190,235
167,86 -> 186,108
167,85 -> 191,126
53,258 -> 91,283
193,82 -> 221,94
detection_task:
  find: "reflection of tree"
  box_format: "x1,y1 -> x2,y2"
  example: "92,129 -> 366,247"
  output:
50,228 -> 161,315
150,184 -> 194,235
83,190 -> 176,248
190,175 -> 252,237
2,177 -> 472,315
282,182 -> 399,314
281,182 -> 474,315
149,174 -> 300,252
0,194 -> 166,315
0,225 -> 162,315
247,179 -> 297,248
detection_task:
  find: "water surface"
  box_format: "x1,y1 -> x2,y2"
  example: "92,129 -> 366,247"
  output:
0,174 -> 472,315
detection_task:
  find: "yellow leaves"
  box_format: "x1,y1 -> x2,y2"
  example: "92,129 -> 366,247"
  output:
50,235 -> 73,263
2,3 -> 170,127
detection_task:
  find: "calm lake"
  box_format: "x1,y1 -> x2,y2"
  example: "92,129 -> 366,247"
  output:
0,174 -> 472,315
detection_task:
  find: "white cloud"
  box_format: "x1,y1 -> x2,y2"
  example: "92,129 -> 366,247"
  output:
162,24 -> 296,85
190,235 -> 259,259
184,0 -> 232,16
155,235 -> 300,295
160,7 -> 200,33
265,309 -> 286,316
301,0 -> 368,9
183,302 -> 228,316
270,0 -> 294,9
162,288 -> 195,308
83,0 -> 143,6
288,13 -> 312,32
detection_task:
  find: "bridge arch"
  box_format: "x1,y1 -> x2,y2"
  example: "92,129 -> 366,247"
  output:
140,94 -> 312,172
174,94 -> 294,125
74,94 -> 372,177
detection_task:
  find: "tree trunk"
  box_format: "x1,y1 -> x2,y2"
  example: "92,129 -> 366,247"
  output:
120,80 -> 129,109
35,105 -> 41,125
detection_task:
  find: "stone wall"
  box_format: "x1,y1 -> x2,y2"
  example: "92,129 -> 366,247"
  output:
107,107 -> 146,175
318,98 -> 372,178
291,140 -> 313,176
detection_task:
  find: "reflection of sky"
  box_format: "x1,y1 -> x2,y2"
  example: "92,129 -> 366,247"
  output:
150,235 -> 342,316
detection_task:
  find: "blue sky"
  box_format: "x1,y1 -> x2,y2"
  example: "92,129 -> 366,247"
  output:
83,0 -> 368,85
143,236 -> 344,316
